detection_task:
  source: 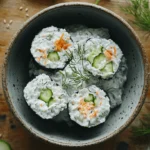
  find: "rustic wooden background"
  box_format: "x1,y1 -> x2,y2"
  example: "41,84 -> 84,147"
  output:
0,0 -> 150,149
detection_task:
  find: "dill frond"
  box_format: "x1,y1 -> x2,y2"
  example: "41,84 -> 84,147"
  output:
131,114 -> 150,137
61,44 -> 92,88
122,0 -> 150,32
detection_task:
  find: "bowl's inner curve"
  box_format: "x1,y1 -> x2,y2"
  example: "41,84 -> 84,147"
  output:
6,5 -> 144,145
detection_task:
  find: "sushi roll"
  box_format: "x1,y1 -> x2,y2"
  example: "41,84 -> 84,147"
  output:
30,26 -> 73,69
24,74 -> 68,119
84,38 -> 123,79
69,85 -> 110,128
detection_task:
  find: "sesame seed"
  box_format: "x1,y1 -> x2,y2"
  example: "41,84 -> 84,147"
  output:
26,13 -> 29,17
25,8 -> 28,12
3,19 -> 6,24
6,24 -> 10,29
19,6 -> 23,10
9,20 -> 13,24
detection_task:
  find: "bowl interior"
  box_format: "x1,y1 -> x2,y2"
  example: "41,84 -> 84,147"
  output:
5,3 -> 145,146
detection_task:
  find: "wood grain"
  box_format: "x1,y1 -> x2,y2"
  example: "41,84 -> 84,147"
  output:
0,0 -> 150,149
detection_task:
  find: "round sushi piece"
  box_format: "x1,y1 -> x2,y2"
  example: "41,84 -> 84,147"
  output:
69,85 -> 110,128
24,74 -> 68,119
30,26 -> 73,69
84,38 -> 123,79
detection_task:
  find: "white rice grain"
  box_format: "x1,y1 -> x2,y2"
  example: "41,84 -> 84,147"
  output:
19,6 -> 23,10
3,19 -> 6,24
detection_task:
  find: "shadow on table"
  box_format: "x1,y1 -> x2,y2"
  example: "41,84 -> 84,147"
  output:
28,135 -> 117,150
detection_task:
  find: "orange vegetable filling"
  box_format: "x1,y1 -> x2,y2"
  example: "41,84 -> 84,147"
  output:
37,49 -> 47,59
104,50 -> 113,60
36,57 -> 41,62
40,104 -> 43,107
113,47 -> 117,56
90,110 -> 98,118
42,52 -> 47,59
96,91 -> 99,95
104,46 -> 117,60
38,49 -> 45,53
78,98 -> 98,118
44,60 -> 47,65
54,33 -> 71,51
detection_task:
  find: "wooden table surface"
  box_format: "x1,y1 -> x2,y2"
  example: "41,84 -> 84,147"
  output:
0,0 -> 150,149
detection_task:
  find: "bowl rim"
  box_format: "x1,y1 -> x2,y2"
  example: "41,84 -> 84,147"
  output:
2,2 -> 149,147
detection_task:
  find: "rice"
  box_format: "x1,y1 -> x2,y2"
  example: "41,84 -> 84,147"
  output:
24,74 -> 68,119
66,24 -> 110,42
30,26 -> 74,69
69,85 -> 110,128
83,38 -> 123,78
26,25 -> 128,127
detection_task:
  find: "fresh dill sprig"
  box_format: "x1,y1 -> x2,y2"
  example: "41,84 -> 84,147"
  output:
132,127 -> 150,136
121,0 -> 150,33
68,44 -> 92,86
59,71 -> 69,89
69,64 -> 90,83
65,50 -> 73,60
131,114 -> 150,137
61,44 -> 92,88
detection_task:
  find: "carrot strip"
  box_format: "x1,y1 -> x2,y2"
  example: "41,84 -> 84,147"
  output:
90,110 -> 98,118
42,53 -> 47,59
44,60 -> 47,65
54,33 -> 71,51
78,98 -> 95,117
113,47 -> 117,56
36,57 -> 41,62
38,49 -> 45,53
104,50 -> 113,60
96,91 -> 99,95
63,43 -> 72,50
40,104 -> 43,107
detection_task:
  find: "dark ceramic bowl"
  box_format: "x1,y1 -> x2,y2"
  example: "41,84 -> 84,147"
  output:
2,2 -> 149,147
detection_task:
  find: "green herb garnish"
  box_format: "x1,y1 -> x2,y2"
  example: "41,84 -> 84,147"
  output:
61,44 -> 92,88
131,114 -> 150,137
69,64 -> 90,85
121,0 -> 150,33
59,70 -> 69,89
69,44 -> 92,87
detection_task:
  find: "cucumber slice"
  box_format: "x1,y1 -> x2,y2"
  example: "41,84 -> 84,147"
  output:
92,54 -> 107,69
39,89 -> 53,103
87,54 -> 95,64
47,52 -> 60,61
87,48 -> 102,63
100,46 -> 104,53
0,140 -> 11,150
48,98 -> 55,106
101,62 -> 114,73
94,98 -> 99,106
84,94 -> 95,102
